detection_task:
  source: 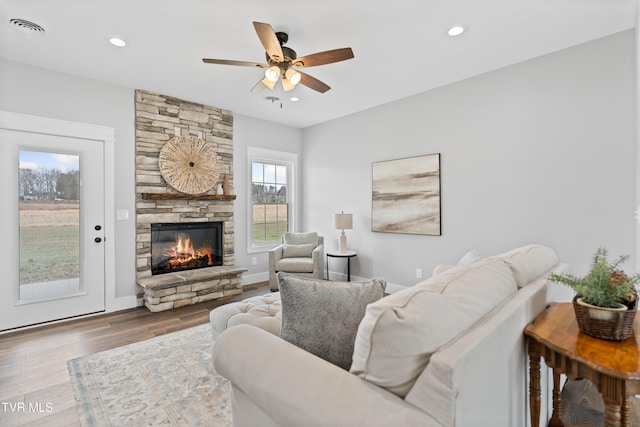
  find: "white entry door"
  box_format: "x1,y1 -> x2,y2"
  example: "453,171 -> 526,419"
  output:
0,120 -> 107,331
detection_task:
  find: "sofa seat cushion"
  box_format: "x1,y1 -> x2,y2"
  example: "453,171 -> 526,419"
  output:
350,258 -> 517,398
275,257 -> 314,273
278,272 -> 386,370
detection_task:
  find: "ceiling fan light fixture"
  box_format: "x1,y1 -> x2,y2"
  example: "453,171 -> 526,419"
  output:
265,65 -> 281,82
202,21 -> 354,94
285,69 -> 301,86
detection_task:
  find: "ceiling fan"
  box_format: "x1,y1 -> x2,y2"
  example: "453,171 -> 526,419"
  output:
202,21 -> 354,94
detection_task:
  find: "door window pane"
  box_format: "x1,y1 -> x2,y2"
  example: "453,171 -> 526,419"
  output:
18,150 -> 80,301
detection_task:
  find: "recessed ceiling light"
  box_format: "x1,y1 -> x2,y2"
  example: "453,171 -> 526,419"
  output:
447,26 -> 465,37
109,37 -> 127,47
290,97 -> 299,102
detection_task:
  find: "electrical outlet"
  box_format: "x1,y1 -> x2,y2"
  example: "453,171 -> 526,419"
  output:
416,268 -> 423,279
251,257 -> 257,266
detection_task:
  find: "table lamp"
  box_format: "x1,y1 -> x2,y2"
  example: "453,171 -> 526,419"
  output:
334,211 -> 353,253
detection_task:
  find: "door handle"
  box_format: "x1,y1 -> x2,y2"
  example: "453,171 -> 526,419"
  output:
95,237 -> 102,243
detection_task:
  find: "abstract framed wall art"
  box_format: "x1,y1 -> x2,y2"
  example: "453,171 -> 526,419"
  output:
371,153 -> 441,235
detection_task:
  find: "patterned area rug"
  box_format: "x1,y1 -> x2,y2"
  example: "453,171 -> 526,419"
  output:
67,323 -> 231,426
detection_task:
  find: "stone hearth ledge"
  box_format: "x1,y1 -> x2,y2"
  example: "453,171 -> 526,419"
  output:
137,266 -> 247,312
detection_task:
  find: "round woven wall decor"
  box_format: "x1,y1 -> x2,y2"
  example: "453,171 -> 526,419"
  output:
158,135 -> 220,194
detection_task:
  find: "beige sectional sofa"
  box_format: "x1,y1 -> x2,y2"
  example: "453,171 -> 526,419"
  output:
212,244 -> 566,426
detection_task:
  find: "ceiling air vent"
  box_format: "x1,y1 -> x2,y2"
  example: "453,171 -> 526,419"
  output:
9,18 -> 45,33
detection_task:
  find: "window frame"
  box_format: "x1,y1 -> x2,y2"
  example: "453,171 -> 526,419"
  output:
246,147 -> 298,253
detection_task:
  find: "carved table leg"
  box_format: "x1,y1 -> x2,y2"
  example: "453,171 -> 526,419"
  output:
602,376 -> 625,427
549,370 -> 564,427
604,401 -> 622,427
621,397 -> 631,427
528,340 -> 541,427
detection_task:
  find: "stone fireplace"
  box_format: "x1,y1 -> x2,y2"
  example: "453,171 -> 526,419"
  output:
135,90 -> 245,312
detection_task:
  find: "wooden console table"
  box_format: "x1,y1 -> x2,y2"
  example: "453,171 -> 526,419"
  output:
525,303 -> 640,427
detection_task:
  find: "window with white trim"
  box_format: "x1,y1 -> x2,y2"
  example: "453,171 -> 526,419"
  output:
247,148 -> 297,252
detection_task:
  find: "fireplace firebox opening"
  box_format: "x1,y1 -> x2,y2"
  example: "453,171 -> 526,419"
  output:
151,221 -> 223,275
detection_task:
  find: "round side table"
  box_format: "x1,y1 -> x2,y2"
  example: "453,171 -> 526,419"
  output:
326,250 -> 357,281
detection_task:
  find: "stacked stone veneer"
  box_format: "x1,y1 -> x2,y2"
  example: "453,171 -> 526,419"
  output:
135,89 -> 245,311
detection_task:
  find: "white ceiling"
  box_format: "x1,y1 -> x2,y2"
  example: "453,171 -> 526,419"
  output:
0,0 -> 636,128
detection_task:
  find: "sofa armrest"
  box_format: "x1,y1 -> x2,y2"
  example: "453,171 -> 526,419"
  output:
213,324 -> 436,427
269,244 -> 285,290
404,265 -> 567,427
269,244 -> 284,264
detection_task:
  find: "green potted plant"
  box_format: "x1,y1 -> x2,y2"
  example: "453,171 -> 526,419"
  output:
548,247 -> 640,340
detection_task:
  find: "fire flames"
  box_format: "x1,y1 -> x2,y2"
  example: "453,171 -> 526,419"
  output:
163,235 -> 213,269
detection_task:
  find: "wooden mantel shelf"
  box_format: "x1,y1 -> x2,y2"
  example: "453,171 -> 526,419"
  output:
141,193 -> 236,201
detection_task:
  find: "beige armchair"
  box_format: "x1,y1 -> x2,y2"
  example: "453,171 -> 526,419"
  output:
268,232 -> 324,291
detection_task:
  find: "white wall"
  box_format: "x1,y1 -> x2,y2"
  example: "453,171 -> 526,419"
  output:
232,114 -> 303,285
302,30 -> 636,289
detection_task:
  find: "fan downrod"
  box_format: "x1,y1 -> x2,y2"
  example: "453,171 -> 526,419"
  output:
275,32 -> 288,45
265,32 -> 297,63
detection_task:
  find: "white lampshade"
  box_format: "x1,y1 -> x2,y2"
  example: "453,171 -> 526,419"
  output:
334,212 -> 353,230
264,65 -> 281,83
260,76 -> 276,90
285,68 -> 301,86
282,77 -> 296,92
334,212 -> 352,253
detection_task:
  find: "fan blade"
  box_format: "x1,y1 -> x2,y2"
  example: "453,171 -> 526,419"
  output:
202,58 -> 267,68
253,21 -> 284,62
251,79 -> 267,93
292,48 -> 354,68
298,71 -> 331,93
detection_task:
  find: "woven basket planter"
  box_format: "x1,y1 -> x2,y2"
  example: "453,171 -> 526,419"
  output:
572,295 -> 637,341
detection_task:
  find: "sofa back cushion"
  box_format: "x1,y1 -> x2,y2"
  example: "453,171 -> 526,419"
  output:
281,232 -> 319,258
349,258 -> 517,398
283,232 -> 318,246
496,244 -> 558,288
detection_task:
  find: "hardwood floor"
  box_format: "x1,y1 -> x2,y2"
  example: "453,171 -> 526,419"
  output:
0,283 -> 270,426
